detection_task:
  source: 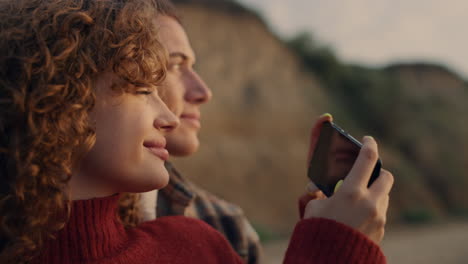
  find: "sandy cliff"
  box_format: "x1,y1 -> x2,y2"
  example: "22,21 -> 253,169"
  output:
170,0 -> 468,233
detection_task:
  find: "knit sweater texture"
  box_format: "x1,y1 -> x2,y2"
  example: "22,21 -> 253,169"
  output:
34,195 -> 386,264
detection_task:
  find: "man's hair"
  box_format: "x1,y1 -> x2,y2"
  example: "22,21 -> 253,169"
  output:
0,0 -> 166,262
156,0 -> 182,23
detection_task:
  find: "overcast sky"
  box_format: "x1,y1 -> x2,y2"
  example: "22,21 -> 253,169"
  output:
236,0 -> 468,78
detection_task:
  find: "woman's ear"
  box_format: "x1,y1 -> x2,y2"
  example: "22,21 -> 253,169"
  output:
307,113 -> 333,166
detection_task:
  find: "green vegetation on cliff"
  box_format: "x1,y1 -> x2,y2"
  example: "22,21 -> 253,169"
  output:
287,33 -> 403,139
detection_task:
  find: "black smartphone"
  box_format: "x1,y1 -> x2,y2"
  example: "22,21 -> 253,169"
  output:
307,121 -> 382,197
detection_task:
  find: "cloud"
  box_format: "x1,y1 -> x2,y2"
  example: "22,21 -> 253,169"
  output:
237,0 -> 468,77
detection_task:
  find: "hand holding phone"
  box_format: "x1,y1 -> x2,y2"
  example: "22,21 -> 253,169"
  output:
303,130 -> 394,244
307,121 -> 382,197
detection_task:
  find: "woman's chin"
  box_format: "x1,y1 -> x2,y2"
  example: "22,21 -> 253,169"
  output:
120,168 -> 170,193
143,169 -> 170,191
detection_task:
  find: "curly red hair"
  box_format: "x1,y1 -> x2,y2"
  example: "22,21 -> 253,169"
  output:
0,0 -> 167,262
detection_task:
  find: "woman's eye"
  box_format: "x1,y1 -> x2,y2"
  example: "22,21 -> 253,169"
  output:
136,90 -> 153,95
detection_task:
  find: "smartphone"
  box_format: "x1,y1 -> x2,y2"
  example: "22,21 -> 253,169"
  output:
307,121 -> 382,197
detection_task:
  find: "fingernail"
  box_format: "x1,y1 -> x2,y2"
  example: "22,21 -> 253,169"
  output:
320,113 -> 333,119
334,179 -> 344,193
364,136 -> 374,142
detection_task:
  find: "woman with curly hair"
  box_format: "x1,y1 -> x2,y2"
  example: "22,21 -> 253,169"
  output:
0,0 -> 392,263
0,0 -> 178,262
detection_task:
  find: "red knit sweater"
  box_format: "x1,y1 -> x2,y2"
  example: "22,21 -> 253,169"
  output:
34,195 -> 386,264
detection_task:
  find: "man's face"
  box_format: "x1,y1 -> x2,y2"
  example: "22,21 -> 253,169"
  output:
156,15 -> 212,157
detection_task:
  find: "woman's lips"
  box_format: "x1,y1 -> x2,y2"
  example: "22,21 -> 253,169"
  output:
143,140 -> 169,161
146,147 -> 169,161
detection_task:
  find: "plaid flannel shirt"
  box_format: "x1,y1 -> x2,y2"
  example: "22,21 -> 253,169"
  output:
157,162 -> 263,264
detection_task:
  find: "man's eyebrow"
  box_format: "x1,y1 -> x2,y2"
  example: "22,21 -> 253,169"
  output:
169,52 -> 197,64
169,52 -> 188,61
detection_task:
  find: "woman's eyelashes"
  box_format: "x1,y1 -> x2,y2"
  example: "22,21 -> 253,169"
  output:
135,88 -> 155,95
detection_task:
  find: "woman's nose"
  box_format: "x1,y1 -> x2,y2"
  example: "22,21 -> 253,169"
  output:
153,102 -> 180,133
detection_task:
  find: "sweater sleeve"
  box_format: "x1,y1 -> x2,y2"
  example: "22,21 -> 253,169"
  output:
284,218 -> 386,264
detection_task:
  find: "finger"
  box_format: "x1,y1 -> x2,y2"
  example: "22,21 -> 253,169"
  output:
376,227 -> 385,244
305,182 -> 327,200
343,136 -> 379,189
369,169 -> 394,198
381,195 -> 390,213
303,198 -> 327,219
299,193 -> 320,209
299,191 -> 326,219
298,194 -> 309,218
307,181 -> 327,200
306,181 -> 320,193
307,113 -> 333,165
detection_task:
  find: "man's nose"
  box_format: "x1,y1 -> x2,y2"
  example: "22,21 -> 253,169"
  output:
185,71 -> 212,104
